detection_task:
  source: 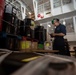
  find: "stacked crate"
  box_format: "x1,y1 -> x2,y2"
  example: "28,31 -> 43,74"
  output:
0,4 -> 21,50
34,26 -> 47,50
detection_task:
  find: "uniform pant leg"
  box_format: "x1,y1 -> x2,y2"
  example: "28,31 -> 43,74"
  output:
58,45 -> 66,55
53,44 -> 59,54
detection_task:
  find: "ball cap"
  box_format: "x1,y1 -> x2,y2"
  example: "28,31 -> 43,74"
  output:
52,18 -> 59,24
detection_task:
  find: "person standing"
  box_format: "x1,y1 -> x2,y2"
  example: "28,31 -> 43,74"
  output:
50,18 -> 66,55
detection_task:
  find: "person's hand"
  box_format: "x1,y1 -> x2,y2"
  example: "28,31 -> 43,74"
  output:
51,33 -> 56,37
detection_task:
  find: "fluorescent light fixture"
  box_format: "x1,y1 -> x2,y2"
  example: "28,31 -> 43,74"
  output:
63,20 -> 66,25
48,25 -> 51,27
28,12 -> 31,15
40,24 -> 42,26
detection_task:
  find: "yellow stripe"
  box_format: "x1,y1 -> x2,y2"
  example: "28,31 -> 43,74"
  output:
22,56 -> 41,62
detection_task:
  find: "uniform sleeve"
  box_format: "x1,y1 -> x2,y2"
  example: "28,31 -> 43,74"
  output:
60,25 -> 66,35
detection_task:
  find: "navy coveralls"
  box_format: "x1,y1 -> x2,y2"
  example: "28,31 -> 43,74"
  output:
53,24 -> 66,55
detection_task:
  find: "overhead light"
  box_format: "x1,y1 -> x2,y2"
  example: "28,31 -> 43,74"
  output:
63,20 -> 66,25
40,24 -> 42,26
28,12 -> 32,15
48,25 -> 51,27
